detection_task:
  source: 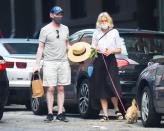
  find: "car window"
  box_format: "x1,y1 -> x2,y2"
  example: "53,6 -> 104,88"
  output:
123,36 -> 164,64
80,34 -> 92,44
123,36 -> 141,53
124,36 -> 151,64
69,32 -> 82,44
3,43 -> 38,54
143,38 -> 164,54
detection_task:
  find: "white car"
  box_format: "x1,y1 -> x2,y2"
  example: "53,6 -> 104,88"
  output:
0,38 -> 39,109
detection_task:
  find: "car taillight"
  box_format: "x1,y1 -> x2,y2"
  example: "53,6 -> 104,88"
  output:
16,62 -> 27,68
5,62 -> 14,68
116,59 -> 129,67
0,63 -> 5,71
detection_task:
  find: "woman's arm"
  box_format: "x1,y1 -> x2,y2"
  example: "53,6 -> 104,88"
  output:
104,29 -> 122,56
112,48 -> 121,54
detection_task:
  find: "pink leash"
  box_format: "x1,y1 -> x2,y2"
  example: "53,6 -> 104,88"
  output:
102,54 -> 126,113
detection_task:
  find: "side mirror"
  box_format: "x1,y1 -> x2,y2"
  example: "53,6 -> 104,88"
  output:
147,62 -> 154,67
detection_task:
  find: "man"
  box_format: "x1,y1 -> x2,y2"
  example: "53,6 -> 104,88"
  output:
33,6 -> 71,122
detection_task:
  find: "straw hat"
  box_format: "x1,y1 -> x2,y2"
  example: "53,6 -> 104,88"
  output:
68,42 -> 91,62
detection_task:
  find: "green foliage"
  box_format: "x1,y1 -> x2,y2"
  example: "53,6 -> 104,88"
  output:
89,47 -> 98,59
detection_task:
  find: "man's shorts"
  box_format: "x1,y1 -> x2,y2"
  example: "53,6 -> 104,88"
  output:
43,61 -> 71,87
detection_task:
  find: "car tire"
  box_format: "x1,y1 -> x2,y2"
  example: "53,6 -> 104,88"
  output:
0,106 -> 4,120
31,97 -> 47,115
141,86 -> 161,127
78,79 -> 100,118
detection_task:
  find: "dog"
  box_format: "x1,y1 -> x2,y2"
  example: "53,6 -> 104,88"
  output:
125,99 -> 139,124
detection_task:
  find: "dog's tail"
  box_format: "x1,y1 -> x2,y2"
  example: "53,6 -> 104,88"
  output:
132,98 -> 137,107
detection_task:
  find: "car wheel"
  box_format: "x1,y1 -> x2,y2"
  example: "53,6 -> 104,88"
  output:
78,79 -> 100,118
0,106 -> 4,120
141,86 -> 161,127
31,97 -> 47,115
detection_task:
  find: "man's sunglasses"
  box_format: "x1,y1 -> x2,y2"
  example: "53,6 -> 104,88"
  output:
56,30 -> 59,38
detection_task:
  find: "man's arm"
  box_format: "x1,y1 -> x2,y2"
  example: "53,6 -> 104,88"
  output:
36,42 -> 44,65
33,42 -> 44,72
66,40 -> 71,50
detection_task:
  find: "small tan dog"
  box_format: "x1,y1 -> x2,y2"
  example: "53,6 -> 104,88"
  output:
125,99 -> 139,124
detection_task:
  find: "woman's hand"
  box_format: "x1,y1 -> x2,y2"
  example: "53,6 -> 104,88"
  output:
104,48 -> 113,56
95,47 -> 100,52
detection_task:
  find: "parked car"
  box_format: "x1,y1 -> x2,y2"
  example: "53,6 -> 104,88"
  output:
0,38 -> 38,109
30,28 -> 164,118
0,55 -> 9,120
0,29 -> 4,38
136,57 -> 164,127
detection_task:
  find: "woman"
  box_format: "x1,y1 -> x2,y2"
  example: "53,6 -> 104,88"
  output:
91,12 -> 124,121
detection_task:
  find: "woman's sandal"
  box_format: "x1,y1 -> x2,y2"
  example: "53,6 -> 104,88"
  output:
100,116 -> 109,122
115,111 -> 124,120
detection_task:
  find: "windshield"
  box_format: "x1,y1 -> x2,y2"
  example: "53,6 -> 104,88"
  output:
3,43 -> 38,54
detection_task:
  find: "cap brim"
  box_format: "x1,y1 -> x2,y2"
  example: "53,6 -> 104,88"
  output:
57,11 -> 64,15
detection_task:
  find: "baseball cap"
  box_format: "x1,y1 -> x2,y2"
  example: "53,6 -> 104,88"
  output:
50,6 -> 64,14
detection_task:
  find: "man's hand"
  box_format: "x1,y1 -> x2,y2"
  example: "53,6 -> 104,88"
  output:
104,48 -> 113,56
33,42 -> 44,73
33,65 -> 41,73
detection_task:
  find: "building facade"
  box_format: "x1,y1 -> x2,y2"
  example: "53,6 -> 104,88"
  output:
0,0 -> 163,38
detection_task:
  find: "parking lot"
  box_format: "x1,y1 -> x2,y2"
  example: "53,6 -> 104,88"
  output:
0,105 -> 163,131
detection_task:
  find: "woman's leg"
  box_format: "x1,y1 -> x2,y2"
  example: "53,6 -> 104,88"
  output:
111,97 -> 119,111
100,98 -> 109,117
111,97 -> 123,120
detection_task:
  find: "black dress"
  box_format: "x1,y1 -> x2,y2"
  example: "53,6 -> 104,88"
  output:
90,53 -> 121,100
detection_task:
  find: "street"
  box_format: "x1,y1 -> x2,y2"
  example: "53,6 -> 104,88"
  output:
0,105 -> 164,131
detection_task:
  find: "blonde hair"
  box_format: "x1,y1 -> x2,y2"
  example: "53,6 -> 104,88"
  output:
96,12 -> 114,29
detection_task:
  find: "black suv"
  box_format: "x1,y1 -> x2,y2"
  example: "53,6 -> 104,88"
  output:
0,55 -> 9,120
137,57 -> 164,127
31,29 -> 164,118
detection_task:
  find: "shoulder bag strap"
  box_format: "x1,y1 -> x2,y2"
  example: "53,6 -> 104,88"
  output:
98,29 -> 113,41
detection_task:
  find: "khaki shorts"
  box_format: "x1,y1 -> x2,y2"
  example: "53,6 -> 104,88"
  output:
43,61 -> 71,87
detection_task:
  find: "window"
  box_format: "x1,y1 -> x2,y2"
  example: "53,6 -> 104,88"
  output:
102,0 -> 120,14
144,38 -> 164,54
123,35 -> 164,64
69,32 -> 82,44
3,43 -> 38,54
123,36 -> 143,53
80,34 -> 92,44
70,0 -> 86,19
42,0 -> 56,23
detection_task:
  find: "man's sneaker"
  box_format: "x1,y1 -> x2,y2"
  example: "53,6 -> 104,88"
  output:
56,113 -> 69,122
44,113 -> 54,122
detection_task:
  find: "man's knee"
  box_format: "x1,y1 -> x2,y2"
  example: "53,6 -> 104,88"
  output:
57,86 -> 64,93
47,87 -> 55,93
